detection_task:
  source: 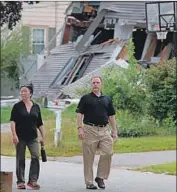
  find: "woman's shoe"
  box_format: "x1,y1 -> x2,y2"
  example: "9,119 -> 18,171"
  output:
17,183 -> 26,189
27,182 -> 40,190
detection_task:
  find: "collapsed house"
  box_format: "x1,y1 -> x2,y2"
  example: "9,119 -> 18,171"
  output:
30,1 -> 175,99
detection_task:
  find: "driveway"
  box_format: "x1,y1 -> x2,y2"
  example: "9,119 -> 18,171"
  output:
1,156 -> 176,192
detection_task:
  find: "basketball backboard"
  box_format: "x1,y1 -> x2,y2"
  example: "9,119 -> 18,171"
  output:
145,1 -> 176,32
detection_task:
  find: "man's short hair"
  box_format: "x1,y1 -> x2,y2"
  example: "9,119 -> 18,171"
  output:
91,76 -> 102,82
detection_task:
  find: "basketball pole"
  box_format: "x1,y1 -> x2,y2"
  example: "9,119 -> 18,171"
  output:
174,2 -> 177,64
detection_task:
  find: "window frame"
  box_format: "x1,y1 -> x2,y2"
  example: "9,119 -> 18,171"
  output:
31,27 -> 46,54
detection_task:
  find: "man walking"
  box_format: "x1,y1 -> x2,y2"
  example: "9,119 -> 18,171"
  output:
76,76 -> 118,190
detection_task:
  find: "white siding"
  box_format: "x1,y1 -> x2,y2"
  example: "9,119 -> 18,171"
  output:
21,2 -> 56,28
21,1 -> 71,47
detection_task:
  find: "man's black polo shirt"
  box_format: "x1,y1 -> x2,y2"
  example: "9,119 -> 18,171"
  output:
76,92 -> 116,125
10,100 -> 43,141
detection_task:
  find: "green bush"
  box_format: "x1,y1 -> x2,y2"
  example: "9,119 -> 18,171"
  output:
160,115 -> 176,135
102,65 -> 148,116
102,38 -> 148,116
144,58 -> 176,123
116,110 -> 173,137
116,111 -> 153,137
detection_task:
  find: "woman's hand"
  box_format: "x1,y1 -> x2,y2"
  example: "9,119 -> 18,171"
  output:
40,138 -> 45,146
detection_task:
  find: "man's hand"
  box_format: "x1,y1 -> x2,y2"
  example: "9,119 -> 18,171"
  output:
111,131 -> 118,142
12,135 -> 19,145
108,115 -> 118,142
78,128 -> 85,140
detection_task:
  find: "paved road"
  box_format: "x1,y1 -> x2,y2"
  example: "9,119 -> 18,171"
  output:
1,156 -> 176,192
52,150 -> 176,168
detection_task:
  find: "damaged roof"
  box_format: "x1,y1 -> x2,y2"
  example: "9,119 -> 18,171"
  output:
98,1 -> 147,24
58,41 -> 127,98
82,41 -> 123,54
61,59 -> 129,98
31,40 -> 126,99
30,43 -> 79,97
46,41 -> 125,97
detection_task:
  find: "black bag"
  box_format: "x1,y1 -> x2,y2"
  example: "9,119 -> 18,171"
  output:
41,144 -> 47,162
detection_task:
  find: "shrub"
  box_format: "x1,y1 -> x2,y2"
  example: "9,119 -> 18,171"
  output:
116,110 -> 173,137
102,66 -> 148,116
102,38 -> 148,116
144,58 -> 176,123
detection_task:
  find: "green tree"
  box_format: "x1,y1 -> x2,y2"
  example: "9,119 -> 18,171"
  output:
1,25 -> 31,88
0,1 -> 39,30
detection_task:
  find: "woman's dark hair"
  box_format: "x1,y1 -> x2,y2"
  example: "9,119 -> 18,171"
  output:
20,83 -> 33,96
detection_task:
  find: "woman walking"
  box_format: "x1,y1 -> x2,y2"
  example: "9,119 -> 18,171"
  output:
10,84 -> 45,190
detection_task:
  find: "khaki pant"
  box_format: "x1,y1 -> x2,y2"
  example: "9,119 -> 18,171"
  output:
82,124 -> 113,184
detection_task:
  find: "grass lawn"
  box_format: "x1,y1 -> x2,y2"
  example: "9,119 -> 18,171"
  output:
1,106 -> 55,124
133,162 -> 176,176
1,104 -> 176,157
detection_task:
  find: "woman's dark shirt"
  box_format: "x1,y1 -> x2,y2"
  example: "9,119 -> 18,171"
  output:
10,100 -> 43,141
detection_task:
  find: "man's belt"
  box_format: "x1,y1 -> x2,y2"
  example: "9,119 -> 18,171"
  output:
85,122 -> 107,128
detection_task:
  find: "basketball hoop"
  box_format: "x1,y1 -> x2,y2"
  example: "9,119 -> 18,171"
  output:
156,31 -> 168,40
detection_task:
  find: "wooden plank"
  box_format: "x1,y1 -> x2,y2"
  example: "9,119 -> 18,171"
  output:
0,171 -> 13,192
116,45 -> 129,60
62,24 -> 71,44
159,43 -> 172,62
77,54 -> 93,79
141,33 -> 153,60
64,57 -> 84,85
76,9 -> 107,52
143,35 -> 157,62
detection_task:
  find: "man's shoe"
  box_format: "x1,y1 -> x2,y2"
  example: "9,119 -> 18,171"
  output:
86,184 -> 97,189
95,177 -> 105,189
